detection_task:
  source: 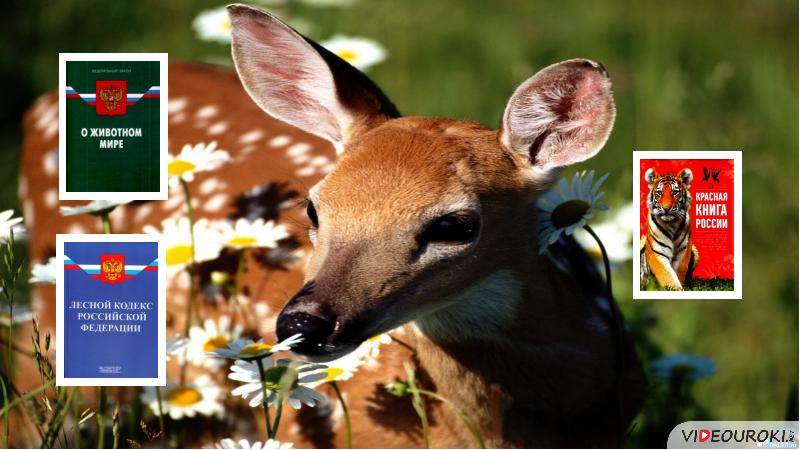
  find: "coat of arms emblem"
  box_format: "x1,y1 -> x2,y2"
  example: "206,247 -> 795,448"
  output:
95,80 -> 127,115
100,253 -> 125,284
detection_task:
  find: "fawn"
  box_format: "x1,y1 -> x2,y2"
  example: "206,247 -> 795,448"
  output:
18,4 -> 644,447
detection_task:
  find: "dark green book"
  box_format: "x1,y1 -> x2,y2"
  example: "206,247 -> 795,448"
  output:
59,54 -> 167,200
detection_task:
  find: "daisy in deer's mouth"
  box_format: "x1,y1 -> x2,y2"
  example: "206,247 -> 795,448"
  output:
186,316 -> 244,368
143,217 -> 221,276
141,375 -> 223,420
211,218 -> 290,250
207,334 -> 304,362
167,142 -> 230,187
320,35 -> 387,71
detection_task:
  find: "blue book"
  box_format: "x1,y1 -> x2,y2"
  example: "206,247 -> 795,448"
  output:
57,235 -> 165,386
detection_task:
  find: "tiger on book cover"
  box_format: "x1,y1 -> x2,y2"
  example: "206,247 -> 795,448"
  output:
640,167 -> 700,290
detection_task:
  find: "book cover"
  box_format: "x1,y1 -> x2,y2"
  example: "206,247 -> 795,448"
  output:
58,53 -> 168,200
633,151 -> 742,299
56,234 -> 166,386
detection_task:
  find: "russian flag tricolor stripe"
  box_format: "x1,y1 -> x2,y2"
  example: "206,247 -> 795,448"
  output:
64,258 -> 159,278
65,86 -> 160,106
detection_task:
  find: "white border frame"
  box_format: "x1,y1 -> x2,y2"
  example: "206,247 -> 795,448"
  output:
56,234 -> 166,386
632,150 -> 743,300
58,53 -> 168,201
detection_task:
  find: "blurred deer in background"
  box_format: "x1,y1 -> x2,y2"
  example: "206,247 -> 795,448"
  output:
18,4 -> 644,447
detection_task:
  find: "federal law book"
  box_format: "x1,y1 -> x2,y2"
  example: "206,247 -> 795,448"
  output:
58,53 -> 168,200
56,234 -> 166,386
633,151 -> 742,299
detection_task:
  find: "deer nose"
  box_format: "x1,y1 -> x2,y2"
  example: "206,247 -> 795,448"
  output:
276,311 -> 335,356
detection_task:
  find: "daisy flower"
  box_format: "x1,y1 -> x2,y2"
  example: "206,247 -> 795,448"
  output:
168,142 -> 230,187
166,334 -> 189,361
320,35 -> 386,71
0,304 -> 33,327
210,218 -> 290,250
143,217 -> 222,276
650,353 -> 716,381
573,201 -> 635,263
141,375 -> 224,420
536,170 -> 609,254
216,438 -> 293,449
0,209 -> 25,242
207,334 -> 303,362
193,7 -> 233,43
186,316 -> 244,368
59,200 -> 131,217
229,359 -> 327,409
304,333 -> 393,386
30,257 -> 57,284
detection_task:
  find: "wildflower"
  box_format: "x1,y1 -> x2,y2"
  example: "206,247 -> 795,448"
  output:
143,217 -> 222,276
0,209 -> 25,242
186,316 -> 244,368
210,218 -> 290,250
207,334 -> 303,362
193,7 -> 233,43
320,35 -> 386,71
216,438 -> 294,449
141,375 -> 223,420
304,333 -> 393,387
30,257 -> 57,284
573,201 -> 635,263
229,359 -> 327,409
166,334 -> 189,361
650,353 -> 716,380
168,142 -> 230,187
59,200 -> 131,216
536,170 -> 609,254
0,304 -> 33,327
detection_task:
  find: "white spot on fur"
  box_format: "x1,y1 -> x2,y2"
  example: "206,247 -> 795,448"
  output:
203,194 -> 227,212
207,121 -> 228,135
133,202 -> 154,223
195,104 -> 219,119
23,200 -> 34,227
43,149 -> 58,176
292,154 -> 310,165
163,194 -> 184,211
44,189 -> 57,207
239,129 -> 265,144
239,145 -> 258,156
199,177 -> 225,195
296,166 -> 316,177
287,142 -> 311,156
168,97 -> 188,113
67,223 -> 86,234
310,156 -> 329,167
170,112 -> 186,124
18,176 -> 27,198
268,135 -> 291,148
321,163 -> 336,174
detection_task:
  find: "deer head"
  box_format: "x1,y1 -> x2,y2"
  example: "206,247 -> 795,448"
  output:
228,4 -> 616,360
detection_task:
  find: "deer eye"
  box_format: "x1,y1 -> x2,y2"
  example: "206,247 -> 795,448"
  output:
306,201 -> 319,228
419,212 -> 480,246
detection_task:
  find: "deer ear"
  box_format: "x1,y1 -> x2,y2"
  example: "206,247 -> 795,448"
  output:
228,4 -> 399,150
679,168 -> 693,186
500,59 -> 615,171
645,168 -> 658,187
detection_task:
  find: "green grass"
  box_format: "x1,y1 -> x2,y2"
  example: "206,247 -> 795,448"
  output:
642,277 -> 735,291
0,0 -> 796,447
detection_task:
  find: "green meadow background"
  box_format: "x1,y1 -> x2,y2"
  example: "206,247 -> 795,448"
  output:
0,0 -> 796,447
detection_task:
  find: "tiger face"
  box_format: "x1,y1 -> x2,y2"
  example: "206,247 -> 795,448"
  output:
645,168 -> 693,223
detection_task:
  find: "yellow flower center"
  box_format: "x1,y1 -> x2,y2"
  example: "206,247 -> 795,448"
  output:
228,236 -> 258,247
168,160 -> 196,176
323,367 -> 345,382
239,343 -> 272,356
336,50 -> 358,63
166,244 -> 193,266
221,19 -> 231,31
367,335 -> 383,342
166,387 -> 202,407
203,335 -> 231,352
